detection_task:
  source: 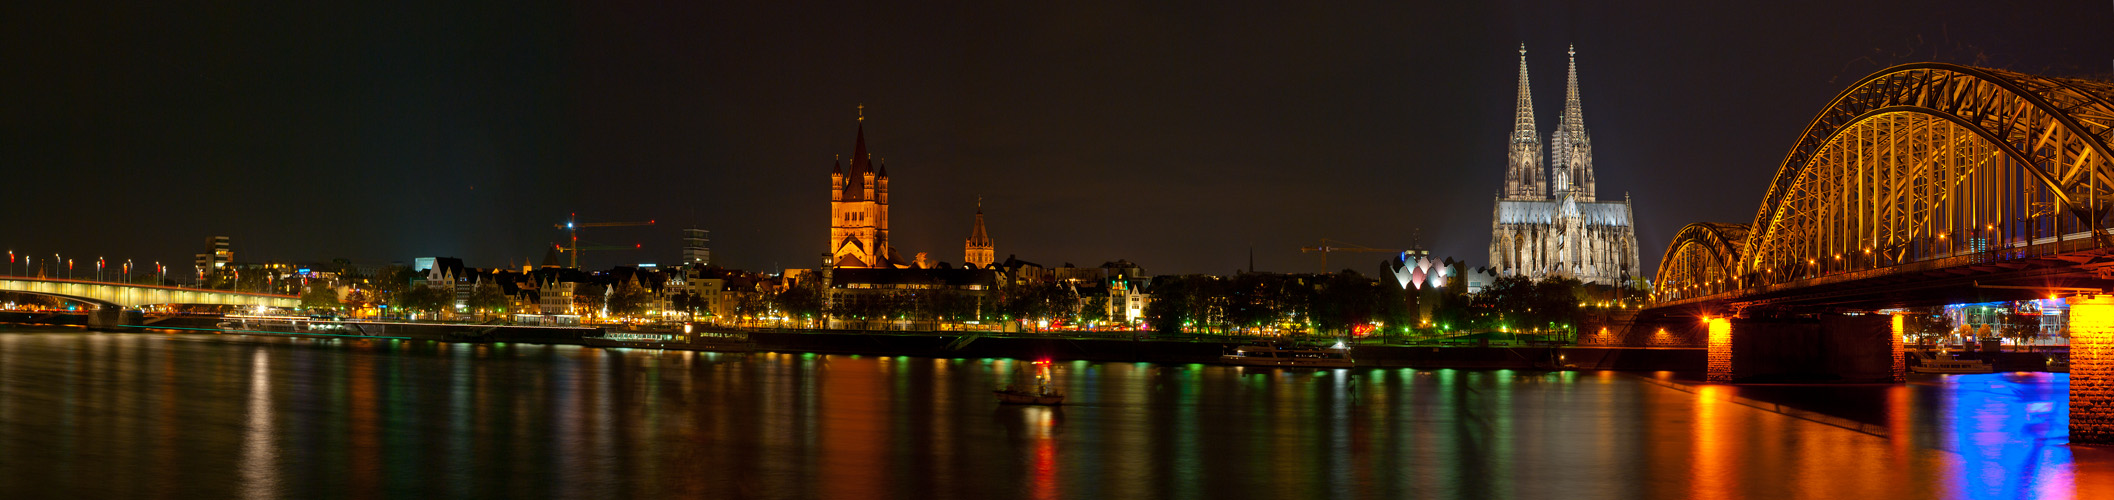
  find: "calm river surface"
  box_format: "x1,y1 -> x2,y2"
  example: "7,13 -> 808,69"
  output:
1,328 -> 2109,499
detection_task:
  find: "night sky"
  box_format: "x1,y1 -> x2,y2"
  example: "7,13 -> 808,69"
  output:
6,1 -> 2111,277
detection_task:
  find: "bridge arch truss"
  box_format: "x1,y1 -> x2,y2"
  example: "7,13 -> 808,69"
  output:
1654,63 -> 2114,302
1656,223 -> 1750,303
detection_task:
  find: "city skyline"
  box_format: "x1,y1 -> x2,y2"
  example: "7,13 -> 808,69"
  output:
7,3 -> 2114,497
6,1 -> 2111,276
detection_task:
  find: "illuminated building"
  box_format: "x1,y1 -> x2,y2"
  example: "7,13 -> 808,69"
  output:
194,235 -> 232,270
413,257 -> 470,307
828,106 -> 903,269
825,268 -> 997,330
534,268 -> 587,316
682,228 -> 711,266
964,201 -> 995,268
1488,45 -> 1641,286
1387,249 -> 1467,325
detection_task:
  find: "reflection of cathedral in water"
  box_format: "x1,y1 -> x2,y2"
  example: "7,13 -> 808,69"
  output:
1488,45 -> 1640,285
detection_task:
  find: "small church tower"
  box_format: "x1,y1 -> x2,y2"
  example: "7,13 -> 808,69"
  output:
964,199 -> 995,268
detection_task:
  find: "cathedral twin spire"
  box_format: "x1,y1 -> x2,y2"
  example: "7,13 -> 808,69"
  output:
1504,44 -> 1546,200
1550,45 -> 1594,201
1502,44 -> 1596,203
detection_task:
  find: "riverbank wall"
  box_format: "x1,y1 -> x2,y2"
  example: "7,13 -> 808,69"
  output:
6,314 -> 1709,370
742,330 -> 1705,370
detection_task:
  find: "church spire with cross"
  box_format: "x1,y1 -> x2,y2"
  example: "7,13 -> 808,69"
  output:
1503,43 -> 1546,201
830,104 -> 896,268
1549,45 -> 1596,201
964,197 -> 995,268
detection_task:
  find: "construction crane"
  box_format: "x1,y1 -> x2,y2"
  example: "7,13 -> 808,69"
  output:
554,213 -> 656,269
1299,239 -> 1397,274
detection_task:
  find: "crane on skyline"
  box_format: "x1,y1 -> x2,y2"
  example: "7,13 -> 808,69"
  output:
1299,239 -> 1397,274
554,213 -> 656,269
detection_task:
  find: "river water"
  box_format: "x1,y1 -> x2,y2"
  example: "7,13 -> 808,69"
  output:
0,328 -> 2108,499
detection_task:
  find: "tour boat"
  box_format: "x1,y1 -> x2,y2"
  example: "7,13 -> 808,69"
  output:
995,361 -> 1064,405
218,315 -> 360,336
1219,342 -> 1355,368
1911,352 -> 1994,374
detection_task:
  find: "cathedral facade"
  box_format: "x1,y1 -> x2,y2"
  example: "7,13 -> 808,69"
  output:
830,111 -> 903,269
1489,45 -> 1641,286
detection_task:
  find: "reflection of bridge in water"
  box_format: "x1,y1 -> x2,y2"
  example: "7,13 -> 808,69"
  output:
1639,63 -> 2114,443
0,276 -> 298,327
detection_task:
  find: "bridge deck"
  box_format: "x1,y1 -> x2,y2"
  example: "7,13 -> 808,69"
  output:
0,276 -> 299,308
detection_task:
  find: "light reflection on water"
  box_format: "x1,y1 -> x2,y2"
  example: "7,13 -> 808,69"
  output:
0,330 -> 2107,499
1937,372 -> 2073,500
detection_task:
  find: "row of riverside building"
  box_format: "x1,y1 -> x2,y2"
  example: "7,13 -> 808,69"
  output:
198,44 -> 1638,331
793,110 -> 1161,331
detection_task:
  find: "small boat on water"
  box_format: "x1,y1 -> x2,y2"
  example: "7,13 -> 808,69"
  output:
1912,351 -> 1994,374
995,360 -> 1064,405
1219,341 -> 1355,368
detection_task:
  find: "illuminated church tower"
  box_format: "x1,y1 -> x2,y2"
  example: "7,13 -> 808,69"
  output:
1502,44 -> 1546,200
1489,45 -> 1641,286
830,106 -> 898,268
964,200 -> 994,268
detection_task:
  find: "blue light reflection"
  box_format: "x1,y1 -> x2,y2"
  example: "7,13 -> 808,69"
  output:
1940,372 -> 2072,500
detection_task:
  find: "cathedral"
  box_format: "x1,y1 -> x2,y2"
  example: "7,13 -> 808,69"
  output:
1488,45 -> 1641,286
829,108 -> 905,269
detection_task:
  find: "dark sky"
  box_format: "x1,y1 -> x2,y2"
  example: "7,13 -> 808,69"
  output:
5,1 -> 2111,277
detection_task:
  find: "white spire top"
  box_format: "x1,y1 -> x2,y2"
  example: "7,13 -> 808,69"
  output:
1513,43 -> 1538,143
1503,43 -> 1546,200
1550,44 -> 1595,201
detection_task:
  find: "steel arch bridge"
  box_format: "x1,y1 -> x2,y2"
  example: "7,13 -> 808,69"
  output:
0,276 -> 299,309
1654,63 -> 2114,308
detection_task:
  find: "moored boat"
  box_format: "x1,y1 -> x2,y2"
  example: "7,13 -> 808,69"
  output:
1219,341 -> 1355,368
218,314 -> 363,336
1911,352 -> 1994,374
